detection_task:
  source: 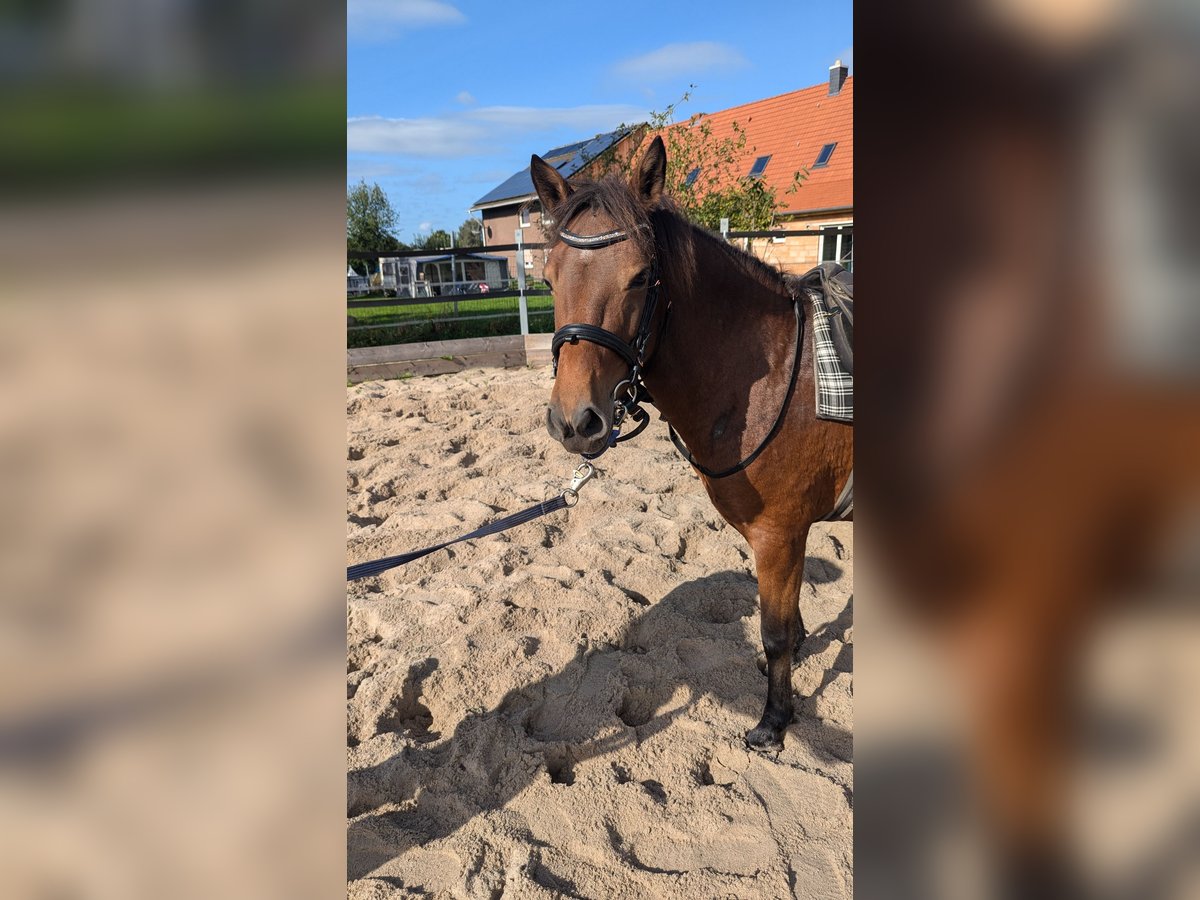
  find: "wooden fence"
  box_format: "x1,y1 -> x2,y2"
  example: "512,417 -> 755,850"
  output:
347,334 -> 552,383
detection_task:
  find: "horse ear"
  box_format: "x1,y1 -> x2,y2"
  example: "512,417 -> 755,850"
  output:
530,154 -> 573,212
635,136 -> 667,203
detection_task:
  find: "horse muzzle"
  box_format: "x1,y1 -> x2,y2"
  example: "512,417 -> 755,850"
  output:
545,402 -> 610,455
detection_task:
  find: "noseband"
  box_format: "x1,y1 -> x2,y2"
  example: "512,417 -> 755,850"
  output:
550,224 -> 667,457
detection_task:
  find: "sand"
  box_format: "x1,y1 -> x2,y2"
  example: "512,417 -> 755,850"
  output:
347,366 -> 853,898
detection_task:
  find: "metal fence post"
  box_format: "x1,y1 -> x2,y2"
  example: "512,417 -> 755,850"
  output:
515,228 -> 529,336
720,217 -> 730,243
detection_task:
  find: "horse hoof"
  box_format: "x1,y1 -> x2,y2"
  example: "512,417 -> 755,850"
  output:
744,725 -> 784,752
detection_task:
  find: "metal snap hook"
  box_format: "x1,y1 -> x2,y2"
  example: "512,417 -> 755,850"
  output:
569,461 -> 595,492
562,461 -> 594,507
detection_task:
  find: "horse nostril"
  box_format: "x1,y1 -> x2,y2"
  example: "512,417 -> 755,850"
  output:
574,406 -> 606,439
546,406 -> 573,440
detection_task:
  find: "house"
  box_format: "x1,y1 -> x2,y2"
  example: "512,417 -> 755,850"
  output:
664,61 -> 853,273
376,252 -> 509,297
469,63 -> 852,279
469,127 -> 642,280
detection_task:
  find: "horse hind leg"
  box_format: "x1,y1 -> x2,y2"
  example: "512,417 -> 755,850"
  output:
745,529 -> 808,751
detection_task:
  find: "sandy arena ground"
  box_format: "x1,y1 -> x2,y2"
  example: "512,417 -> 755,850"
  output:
347,366 -> 853,898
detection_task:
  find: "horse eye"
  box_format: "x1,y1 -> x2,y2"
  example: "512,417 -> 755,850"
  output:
628,269 -> 649,289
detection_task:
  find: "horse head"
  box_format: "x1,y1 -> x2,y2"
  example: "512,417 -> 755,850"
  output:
531,137 -> 668,456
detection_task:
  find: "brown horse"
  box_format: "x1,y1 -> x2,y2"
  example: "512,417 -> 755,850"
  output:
531,136 -> 853,750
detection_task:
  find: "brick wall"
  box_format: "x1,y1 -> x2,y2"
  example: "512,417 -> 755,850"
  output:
743,213 -> 853,276
480,203 -> 551,281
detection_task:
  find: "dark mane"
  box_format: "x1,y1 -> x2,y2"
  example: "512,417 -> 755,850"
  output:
689,225 -> 796,299
543,175 -> 793,302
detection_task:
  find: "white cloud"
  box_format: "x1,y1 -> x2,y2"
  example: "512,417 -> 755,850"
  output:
349,0 -> 465,41
347,115 -> 485,157
418,221 -> 432,232
347,103 -> 647,158
612,42 -> 747,81
455,90 -> 476,105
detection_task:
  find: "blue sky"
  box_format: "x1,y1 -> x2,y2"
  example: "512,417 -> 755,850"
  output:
348,0 -> 852,240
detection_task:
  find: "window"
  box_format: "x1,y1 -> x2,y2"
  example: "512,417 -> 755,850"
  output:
818,225 -> 853,272
519,206 -> 531,228
748,155 -> 771,178
813,142 -> 837,168
684,167 -> 700,187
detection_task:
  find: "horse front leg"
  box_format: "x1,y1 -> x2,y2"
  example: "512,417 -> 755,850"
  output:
745,529 -> 808,751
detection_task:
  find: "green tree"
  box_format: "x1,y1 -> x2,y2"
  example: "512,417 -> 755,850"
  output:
456,217 -> 483,247
411,228 -> 453,251
585,88 -> 807,231
347,179 -> 402,254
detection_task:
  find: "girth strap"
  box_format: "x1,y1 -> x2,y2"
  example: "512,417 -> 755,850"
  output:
820,471 -> 853,521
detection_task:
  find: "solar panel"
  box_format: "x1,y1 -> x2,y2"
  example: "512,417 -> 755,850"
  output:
471,127 -> 633,207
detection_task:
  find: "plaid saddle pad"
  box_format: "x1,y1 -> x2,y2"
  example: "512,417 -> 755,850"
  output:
792,263 -> 853,424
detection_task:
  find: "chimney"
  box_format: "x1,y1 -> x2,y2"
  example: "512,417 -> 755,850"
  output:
829,59 -> 848,95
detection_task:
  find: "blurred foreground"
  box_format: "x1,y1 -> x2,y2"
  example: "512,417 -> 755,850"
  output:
0,2 -> 347,897
858,1 -> 1199,897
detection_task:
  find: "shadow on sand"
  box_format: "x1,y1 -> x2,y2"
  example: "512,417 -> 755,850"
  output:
348,566 -> 852,881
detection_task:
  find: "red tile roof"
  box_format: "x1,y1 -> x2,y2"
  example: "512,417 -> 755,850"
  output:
662,77 -> 853,216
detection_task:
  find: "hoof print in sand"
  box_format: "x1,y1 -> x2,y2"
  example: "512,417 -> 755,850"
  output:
639,779 -> 667,804
616,685 -> 659,729
544,746 -> 576,786
359,658 -> 441,743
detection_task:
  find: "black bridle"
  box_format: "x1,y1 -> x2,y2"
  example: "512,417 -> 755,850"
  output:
549,222 -> 804,478
550,225 -> 666,458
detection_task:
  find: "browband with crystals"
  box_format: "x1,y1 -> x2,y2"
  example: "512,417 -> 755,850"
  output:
558,223 -> 650,250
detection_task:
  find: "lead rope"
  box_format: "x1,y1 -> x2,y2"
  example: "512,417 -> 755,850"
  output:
346,461 -> 595,581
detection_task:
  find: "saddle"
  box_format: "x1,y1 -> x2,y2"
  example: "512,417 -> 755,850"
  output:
785,262 -> 853,426
791,262 -> 853,519
792,262 -> 853,375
